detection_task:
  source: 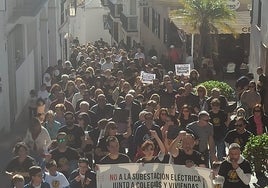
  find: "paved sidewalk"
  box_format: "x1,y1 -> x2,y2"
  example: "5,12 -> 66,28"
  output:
0,107 -> 29,187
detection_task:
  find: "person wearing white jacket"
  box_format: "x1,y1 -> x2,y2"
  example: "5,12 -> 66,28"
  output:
23,117 -> 51,163
213,143 -> 252,188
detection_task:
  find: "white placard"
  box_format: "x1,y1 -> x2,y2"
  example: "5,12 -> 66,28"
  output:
175,64 -> 191,76
140,71 -> 156,84
97,163 -> 213,188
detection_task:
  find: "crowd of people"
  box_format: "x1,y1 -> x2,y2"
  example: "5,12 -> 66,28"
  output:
5,38 -> 268,188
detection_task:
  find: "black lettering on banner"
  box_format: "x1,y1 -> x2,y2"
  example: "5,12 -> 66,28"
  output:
123,173 -> 131,180
109,171 -> 202,187
168,182 -> 199,188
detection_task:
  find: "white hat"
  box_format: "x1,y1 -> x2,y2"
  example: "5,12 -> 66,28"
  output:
151,56 -> 157,61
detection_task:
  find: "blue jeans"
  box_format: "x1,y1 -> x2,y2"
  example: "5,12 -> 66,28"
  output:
215,139 -> 226,161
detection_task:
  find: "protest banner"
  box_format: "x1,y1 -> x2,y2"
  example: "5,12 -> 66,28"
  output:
97,163 -> 213,188
175,64 -> 191,76
140,71 -> 156,84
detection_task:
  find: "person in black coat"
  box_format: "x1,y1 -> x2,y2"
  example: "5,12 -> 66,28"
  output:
69,158 -> 96,188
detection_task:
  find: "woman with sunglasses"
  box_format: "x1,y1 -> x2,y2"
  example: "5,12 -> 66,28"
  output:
154,108 -> 169,128
179,105 -> 198,130
224,117 -> 252,152
247,104 -> 268,135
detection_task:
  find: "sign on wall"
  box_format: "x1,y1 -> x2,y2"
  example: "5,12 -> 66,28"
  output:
97,163 -> 213,188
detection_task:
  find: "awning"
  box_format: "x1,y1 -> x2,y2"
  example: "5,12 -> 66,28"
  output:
170,11 -> 251,34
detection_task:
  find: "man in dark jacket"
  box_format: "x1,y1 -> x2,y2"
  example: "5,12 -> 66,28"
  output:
69,158 -> 96,188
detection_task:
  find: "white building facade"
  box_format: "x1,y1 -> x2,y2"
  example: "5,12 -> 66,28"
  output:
103,0 -> 181,56
69,0 -> 111,45
0,0 -> 66,132
249,0 -> 268,78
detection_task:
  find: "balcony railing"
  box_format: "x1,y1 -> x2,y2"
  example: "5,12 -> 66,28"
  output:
120,12 -> 138,32
101,0 -> 109,7
9,0 -> 48,23
108,0 -> 122,18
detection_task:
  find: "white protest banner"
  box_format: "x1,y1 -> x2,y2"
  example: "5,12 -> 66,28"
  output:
97,163 -> 213,188
175,64 -> 191,76
140,71 -> 156,84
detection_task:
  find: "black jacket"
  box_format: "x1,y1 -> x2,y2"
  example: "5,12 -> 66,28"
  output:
247,114 -> 268,135
69,168 -> 96,188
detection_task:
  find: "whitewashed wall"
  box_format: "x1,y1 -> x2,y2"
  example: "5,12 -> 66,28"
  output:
0,39 -> 11,132
69,3 -> 110,44
249,0 -> 268,79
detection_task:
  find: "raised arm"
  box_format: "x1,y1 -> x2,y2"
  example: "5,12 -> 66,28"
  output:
123,117 -> 132,139
150,130 -> 165,154
168,131 -> 185,157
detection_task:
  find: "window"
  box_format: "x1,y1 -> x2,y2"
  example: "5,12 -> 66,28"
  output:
143,7 -> 149,27
163,18 -> 168,43
115,4 -> 123,17
257,0 -> 262,28
9,24 -> 25,69
130,0 -> 136,15
14,25 -> 25,68
152,9 -> 160,38
60,0 -> 65,25
261,43 -> 268,70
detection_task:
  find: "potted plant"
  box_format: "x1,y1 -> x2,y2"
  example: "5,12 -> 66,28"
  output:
196,80 -> 235,101
243,133 -> 268,187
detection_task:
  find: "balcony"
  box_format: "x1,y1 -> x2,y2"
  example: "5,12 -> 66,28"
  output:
120,12 -> 138,32
9,0 -> 48,23
101,0 -> 109,7
108,0 -> 122,19
147,0 -> 180,6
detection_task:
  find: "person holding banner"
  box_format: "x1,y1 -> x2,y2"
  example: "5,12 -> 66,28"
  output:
169,132 -> 206,167
95,121 -> 131,163
98,136 -> 131,164
133,111 -> 162,161
136,130 -> 166,163
213,143 -> 252,188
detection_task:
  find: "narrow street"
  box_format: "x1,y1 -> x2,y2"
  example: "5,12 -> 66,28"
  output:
0,108 -> 28,187
0,0 -> 267,187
